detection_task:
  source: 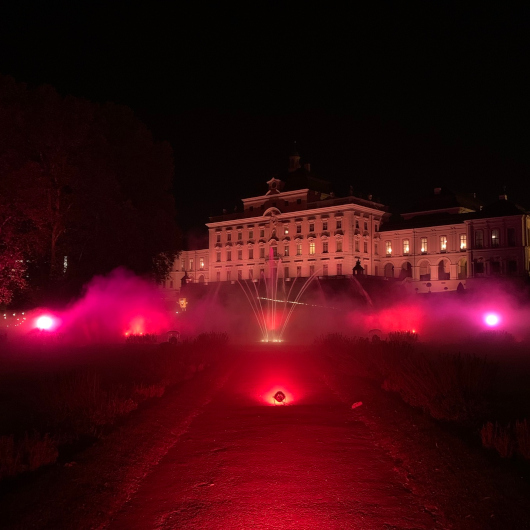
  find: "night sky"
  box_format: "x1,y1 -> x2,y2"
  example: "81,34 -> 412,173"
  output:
1,3 -> 529,233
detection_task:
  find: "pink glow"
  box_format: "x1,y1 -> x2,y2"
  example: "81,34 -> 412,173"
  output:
485,313 -> 500,327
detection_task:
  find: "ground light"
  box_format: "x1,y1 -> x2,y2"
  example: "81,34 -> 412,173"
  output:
485,313 -> 500,327
36,315 -> 54,330
273,391 -> 286,405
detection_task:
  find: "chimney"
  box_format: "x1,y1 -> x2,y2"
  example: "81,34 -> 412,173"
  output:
434,187 -> 441,195
304,163 -> 310,172
368,194 -> 373,201
499,194 -> 508,200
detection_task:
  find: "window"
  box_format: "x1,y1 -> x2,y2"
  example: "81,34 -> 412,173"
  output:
323,221 -> 328,230
249,249 -> 253,259
491,229 -> 500,247
508,228 -> 516,247
374,243 -> 378,255
364,241 -> 368,253
475,261 -> 484,274
491,260 -> 501,273
296,244 -> 302,256
460,234 -> 467,250
260,248 -> 265,259
296,266 -> 302,277
170,280 -> 173,289
375,224 -> 378,232
249,206 -> 254,211
420,237 -> 428,253
355,240 -> 360,252
284,245 -> 289,256
249,230 -> 254,239
323,242 -> 328,253
226,251 -> 231,262
260,268 -> 265,278
238,232 -> 242,240
272,246 -> 278,257
355,220 -> 360,229
260,229 -> 265,238
216,234 -> 220,243
309,242 -> 315,254
323,264 -> 328,276
309,223 -> 315,232
419,261 -> 430,280
508,260 -> 517,274
364,221 -> 368,231
296,225 -> 302,234
475,230 -> 483,248
284,201 -> 289,206
403,239 -> 410,254
440,236 -> 447,251
375,265 -> 379,276
386,241 -> 392,255
337,263 -> 342,275
238,269 -> 243,280
438,260 -> 450,280
238,250 -> 242,260
227,271 -> 231,281
200,258 -> 205,269
336,219 -> 342,229
309,264 -> 315,276
227,233 -> 232,242
216,252 -> 221,262
337,240 -> 343,252
216,271 -> 221,282
284,266 -> 289,278
189,258 -> 194,270
181,259 -> 185,270
249,269 -> 254,280
297,198 -> 302,204
284,227 -> 289,235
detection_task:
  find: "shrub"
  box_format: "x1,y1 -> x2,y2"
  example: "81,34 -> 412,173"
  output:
0,432 -> 58,481
476,330 -> 515,344
132,382 -> 166,401
481,421 -> 514,458
125,333 -> 157,344
387,331 -> 419,344
516,419 -> 530,460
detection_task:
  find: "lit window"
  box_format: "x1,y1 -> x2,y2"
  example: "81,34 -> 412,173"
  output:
440,236 -> 447,251
238,250 -> 242,260
309,242 -> 316,254
323,264 -> 328,276
337,263 -> 342,275
460,234 -> 467,250
309,223 -> 315,232
323,221 -> 328,230
189,258 -> 194,270
249,230 -> 254,239
323,242 -> 328,253
249,249 -> 254,259
226,251 -> 231,262
491,229 -> 500,247
403,239 -> 410,254
284,245 -> 289,256
421,237 -> 428,253
296,244 -> 302,256
200,258 -> 205,269
336,219 -> 342,229
337,240 -> 342,252
386,241 -> 392,255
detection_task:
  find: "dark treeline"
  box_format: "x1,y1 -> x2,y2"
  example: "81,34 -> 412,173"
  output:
0,76 -> 180,307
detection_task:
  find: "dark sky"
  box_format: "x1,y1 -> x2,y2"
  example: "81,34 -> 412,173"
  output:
1,3 -> 529,231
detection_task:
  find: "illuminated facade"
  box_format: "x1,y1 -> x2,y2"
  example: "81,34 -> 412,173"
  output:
164,158 -> 530,295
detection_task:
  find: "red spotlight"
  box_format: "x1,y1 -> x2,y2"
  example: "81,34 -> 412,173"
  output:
273,391 -> 286,404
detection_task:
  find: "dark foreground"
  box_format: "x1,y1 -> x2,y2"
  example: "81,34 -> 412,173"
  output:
1,345 -> 530,529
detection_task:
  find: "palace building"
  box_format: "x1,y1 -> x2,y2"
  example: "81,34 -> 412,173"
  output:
163,153 -> 530,298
